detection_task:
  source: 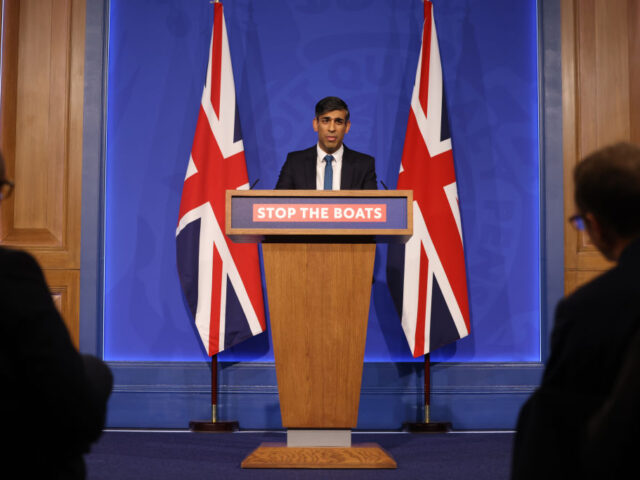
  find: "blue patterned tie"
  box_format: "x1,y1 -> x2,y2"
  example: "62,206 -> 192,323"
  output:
324,155 -> 334,190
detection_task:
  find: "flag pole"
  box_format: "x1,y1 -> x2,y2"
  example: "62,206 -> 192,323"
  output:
186,0 -> 238,434
189,355 -> 239,432
403,354 -> 452,433
179,0 -> 262,433
425,353 -> 431,423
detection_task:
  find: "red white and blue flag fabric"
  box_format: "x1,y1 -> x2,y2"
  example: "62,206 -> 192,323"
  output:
387,1 -> 470,357
176,2 -> 266,356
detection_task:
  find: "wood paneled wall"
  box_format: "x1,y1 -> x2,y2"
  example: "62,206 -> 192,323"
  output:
562,0 -> 640,294
0,0 -> 86,346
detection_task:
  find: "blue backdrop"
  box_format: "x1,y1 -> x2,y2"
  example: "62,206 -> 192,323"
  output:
105,0 -> 539,363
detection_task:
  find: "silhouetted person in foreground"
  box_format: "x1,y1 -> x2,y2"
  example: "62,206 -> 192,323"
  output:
582,321 -> 640,478
511,142 -> 640,479
0,152 -> 113,479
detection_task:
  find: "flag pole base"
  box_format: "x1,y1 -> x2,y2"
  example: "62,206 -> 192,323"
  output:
189,420 -> 239,432
402,421 -> 452,433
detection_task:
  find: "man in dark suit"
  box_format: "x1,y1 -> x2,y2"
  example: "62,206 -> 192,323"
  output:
0,152 -> 112,479
511,142 -> 640,479
275,96 -> 377,190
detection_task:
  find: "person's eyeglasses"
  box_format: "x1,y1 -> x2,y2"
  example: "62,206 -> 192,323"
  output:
568,214 -> 586,231
0,179 -> 14,200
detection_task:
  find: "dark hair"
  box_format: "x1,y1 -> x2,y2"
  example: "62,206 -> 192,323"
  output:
574,142 -> 640,238
315,96 -> 350,121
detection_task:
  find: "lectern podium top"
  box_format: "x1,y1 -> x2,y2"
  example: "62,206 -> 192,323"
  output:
225,189 -> 412,243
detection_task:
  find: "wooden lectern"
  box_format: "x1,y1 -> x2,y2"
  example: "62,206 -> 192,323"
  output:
226,190 -> 412,469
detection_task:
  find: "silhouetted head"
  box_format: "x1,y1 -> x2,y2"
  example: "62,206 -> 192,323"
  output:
573,142 -> 640,260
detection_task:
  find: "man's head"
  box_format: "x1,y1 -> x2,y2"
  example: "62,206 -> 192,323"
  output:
573,142 -> 640,260
313,96 -> 351,154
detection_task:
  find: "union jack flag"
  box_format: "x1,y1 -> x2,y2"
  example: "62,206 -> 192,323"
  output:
176,2 -> 266,356
387,1 -> 470,357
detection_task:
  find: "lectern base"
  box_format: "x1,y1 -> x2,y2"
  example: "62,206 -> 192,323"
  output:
241,442 -> 397,469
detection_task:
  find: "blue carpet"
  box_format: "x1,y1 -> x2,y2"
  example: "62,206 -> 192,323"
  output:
85,431 -> 514,479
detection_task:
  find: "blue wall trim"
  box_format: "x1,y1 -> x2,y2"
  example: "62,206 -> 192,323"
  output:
106,362 -> 543,430
80,0 -> 108,356
538,0 -> 564,362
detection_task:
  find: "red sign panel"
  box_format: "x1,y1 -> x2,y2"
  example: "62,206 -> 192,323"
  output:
253,204 -> 387,222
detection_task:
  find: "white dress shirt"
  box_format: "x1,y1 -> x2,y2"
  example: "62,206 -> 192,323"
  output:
316,144 -> 343,190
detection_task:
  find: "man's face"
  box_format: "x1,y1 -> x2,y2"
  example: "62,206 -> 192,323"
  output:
313,109 -> 351,154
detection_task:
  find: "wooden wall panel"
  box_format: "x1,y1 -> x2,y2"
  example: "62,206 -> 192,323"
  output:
0,0 -> 86,345
43,269 -> 81,347
631,1 -> 640,142
562,0 -> 638,294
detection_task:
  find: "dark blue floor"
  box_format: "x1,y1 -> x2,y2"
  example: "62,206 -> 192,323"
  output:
85,430 -> 514,479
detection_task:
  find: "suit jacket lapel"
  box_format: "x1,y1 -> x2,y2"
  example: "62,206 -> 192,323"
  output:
340,145 -> 354,190
303,147 -> 316,189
